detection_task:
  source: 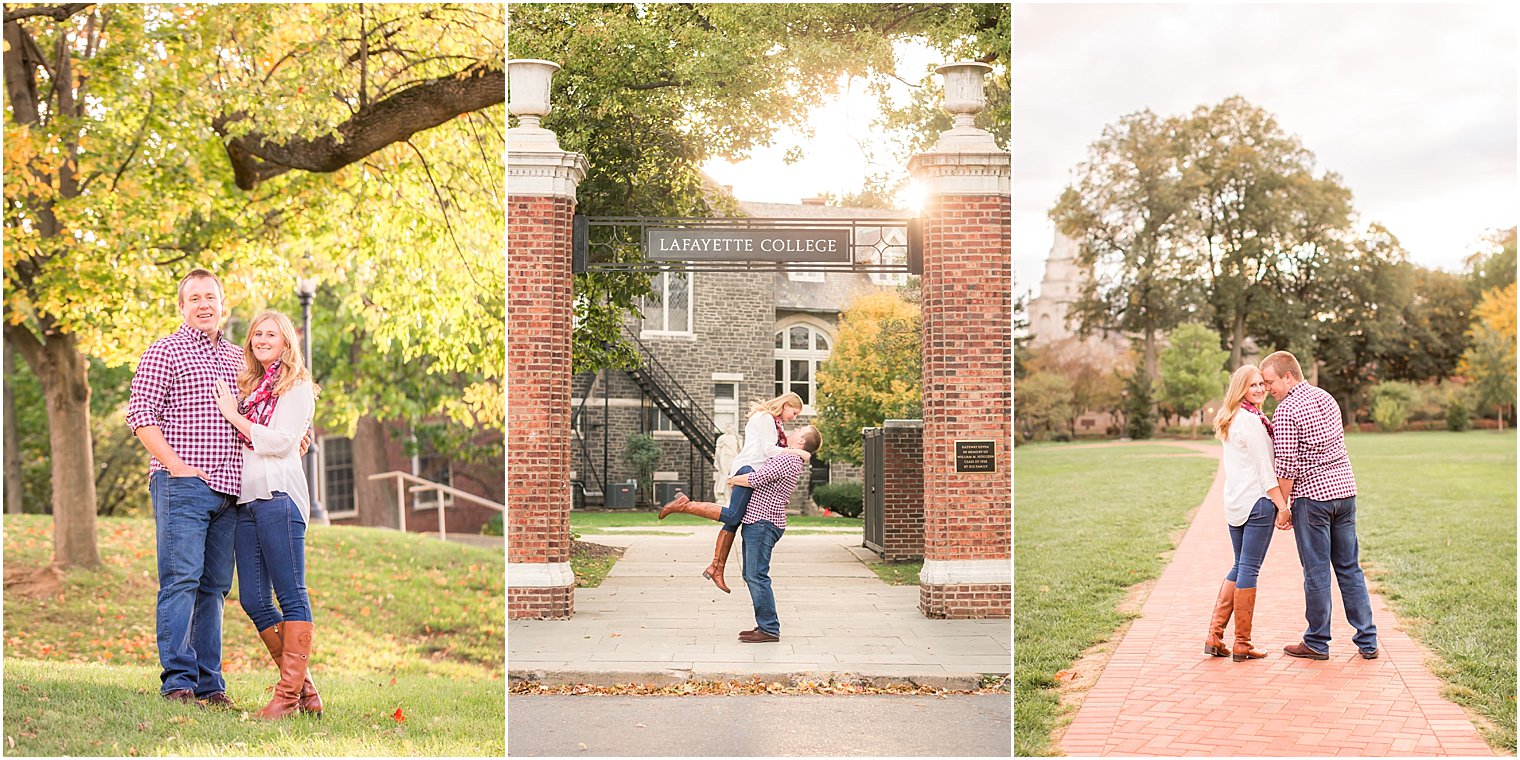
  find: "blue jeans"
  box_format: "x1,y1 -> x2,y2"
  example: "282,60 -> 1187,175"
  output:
740,520 -> 784,636
1225,497 -> 1277,589
234,492 -> 312,632
718,465 -> 755,532
150,471 -> 237,697
1291,496 -> 1379,654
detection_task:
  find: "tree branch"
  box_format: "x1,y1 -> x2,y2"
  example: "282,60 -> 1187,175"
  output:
215,64 -> 503,190
3,3 -> 92,23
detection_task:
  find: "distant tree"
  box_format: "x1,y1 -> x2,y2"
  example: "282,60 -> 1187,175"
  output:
1314,225 -> 1413,424
1383,267 -> 1475,383
1051,109 -> 1198,382
622,433 -> 662,507
815,290 -> 922,465
1369,381 -> 1417,432
1465,227 -> 1517,299
1122,371 -> 1155,440
1015,372 -> 1074,441
1157,323 -> 1229,437
1179,97 -> 1354,368
1459,283 -> 1517,430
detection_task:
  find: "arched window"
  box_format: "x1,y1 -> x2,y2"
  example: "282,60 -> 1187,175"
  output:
773,321 -> 833,409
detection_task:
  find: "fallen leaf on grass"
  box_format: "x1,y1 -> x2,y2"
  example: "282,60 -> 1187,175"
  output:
392,708 -> 405,723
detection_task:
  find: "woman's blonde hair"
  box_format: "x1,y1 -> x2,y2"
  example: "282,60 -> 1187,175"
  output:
748,391 -> 803,420
1212,365 -> 1261,441
238,310 -> 319,398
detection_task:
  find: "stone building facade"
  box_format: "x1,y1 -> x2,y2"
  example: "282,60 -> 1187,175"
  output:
572,196 -> 907,511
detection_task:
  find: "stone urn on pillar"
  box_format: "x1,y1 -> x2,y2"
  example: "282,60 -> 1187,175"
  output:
930,61 -> 999,153
507,58 -> 563,151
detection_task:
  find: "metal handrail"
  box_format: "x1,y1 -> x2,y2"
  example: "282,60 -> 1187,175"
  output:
366,471 -> 503,542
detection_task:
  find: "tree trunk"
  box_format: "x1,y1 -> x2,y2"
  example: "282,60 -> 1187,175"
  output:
5,340 -> 23,514
9,329 -> 101,568
1230,310 -> 1246,368
352,413 -> 400,530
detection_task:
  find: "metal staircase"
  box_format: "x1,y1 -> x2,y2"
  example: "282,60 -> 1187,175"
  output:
571,373 -> 607,502
622,324 -> 718,464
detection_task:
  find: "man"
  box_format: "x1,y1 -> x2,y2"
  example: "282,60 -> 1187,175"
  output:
126,269 -> 245,706
1260,350 -> 1379,660
663,426 -> 821,642
726,425 -> 820,643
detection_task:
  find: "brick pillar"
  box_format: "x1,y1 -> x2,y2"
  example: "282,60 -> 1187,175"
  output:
881,420 -> 925,562
907,62 -> 1011,619
507,60 -> 587,620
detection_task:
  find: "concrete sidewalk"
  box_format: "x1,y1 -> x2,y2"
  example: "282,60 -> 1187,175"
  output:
508,532 -> 1010,688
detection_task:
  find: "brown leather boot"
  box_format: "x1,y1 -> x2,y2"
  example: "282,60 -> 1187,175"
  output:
1203,579 -> 1236,656
1232,587 -> 1266,661
257,625 -> 322,716
258,621 -> 313,720
659,494 -> 724,522
702,529 -> 736,593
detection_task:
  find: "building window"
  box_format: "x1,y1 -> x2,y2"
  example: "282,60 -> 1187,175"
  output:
773,321 -> 833,409
641,271 -> 692,335
411,438 -> 454,512
713,381 -> 739,437
788,269 -> 825,283
321,436 -> 356,518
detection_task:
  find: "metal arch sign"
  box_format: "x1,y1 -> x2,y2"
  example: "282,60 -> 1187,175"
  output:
645,228 -> 852,262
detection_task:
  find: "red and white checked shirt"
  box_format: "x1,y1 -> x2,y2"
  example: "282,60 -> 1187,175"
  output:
740,453 -> 806,530
126,323 -> 246,496
1271,381 -> 1357,501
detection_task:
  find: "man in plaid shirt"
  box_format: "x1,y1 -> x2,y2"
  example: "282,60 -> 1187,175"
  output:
126,269 -> 246,706
1261,350 -> 1379,661
725,425 -> 821,643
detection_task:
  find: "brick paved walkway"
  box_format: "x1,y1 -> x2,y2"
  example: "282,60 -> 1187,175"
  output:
1060,443 -> 1494,757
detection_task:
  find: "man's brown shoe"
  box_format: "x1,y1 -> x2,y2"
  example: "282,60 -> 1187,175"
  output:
200,692 -> 235,709
1360,648 -> 1379,660
162,689 -> 195,704
738,627 -> 761,638
739,630 -> 780,643
1283,642 -> 1329,660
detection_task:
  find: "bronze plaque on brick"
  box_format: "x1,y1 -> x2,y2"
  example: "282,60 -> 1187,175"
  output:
646,228 -> 852,262
954,440 -> 997,473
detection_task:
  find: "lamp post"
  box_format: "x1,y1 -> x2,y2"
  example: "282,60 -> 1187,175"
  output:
297,276 -> 325,524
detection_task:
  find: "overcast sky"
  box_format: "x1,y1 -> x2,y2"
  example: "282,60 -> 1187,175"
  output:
1014,3 -> 1518,299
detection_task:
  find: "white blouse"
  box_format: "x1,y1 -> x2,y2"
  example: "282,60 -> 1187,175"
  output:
239,380 -> 314,522
1221,410 -> 1278,527
731,411 -> 789,474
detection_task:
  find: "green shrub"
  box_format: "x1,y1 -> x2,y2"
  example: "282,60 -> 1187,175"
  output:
1370,381 -> 1417,431
481,512 -> 503,536
812,480 -> 863,518
622,432 -> 661,506
1446,398 -> 1472,432
1373,397 -> 1409,432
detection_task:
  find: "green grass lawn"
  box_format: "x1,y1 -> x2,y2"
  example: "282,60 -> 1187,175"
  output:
1349,431 -> 1517,751
3,514 -> 504,756
1013,442 -> 1218,757
868,560 -> 923,586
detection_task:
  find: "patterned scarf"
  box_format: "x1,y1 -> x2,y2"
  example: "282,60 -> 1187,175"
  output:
773,416 -> 788,448
235,360 -> 281,450
1242,399 -> 1273,438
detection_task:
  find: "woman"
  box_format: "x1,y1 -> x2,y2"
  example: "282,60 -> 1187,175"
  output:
212,310 -> 321,719
657,392 -> 810,592
1204,365 -> 1291,661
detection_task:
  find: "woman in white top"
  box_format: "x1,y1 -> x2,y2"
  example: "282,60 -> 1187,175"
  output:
212,310 -> 321,720
657,392 -> 809,592
1205,365 -> 1291,662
